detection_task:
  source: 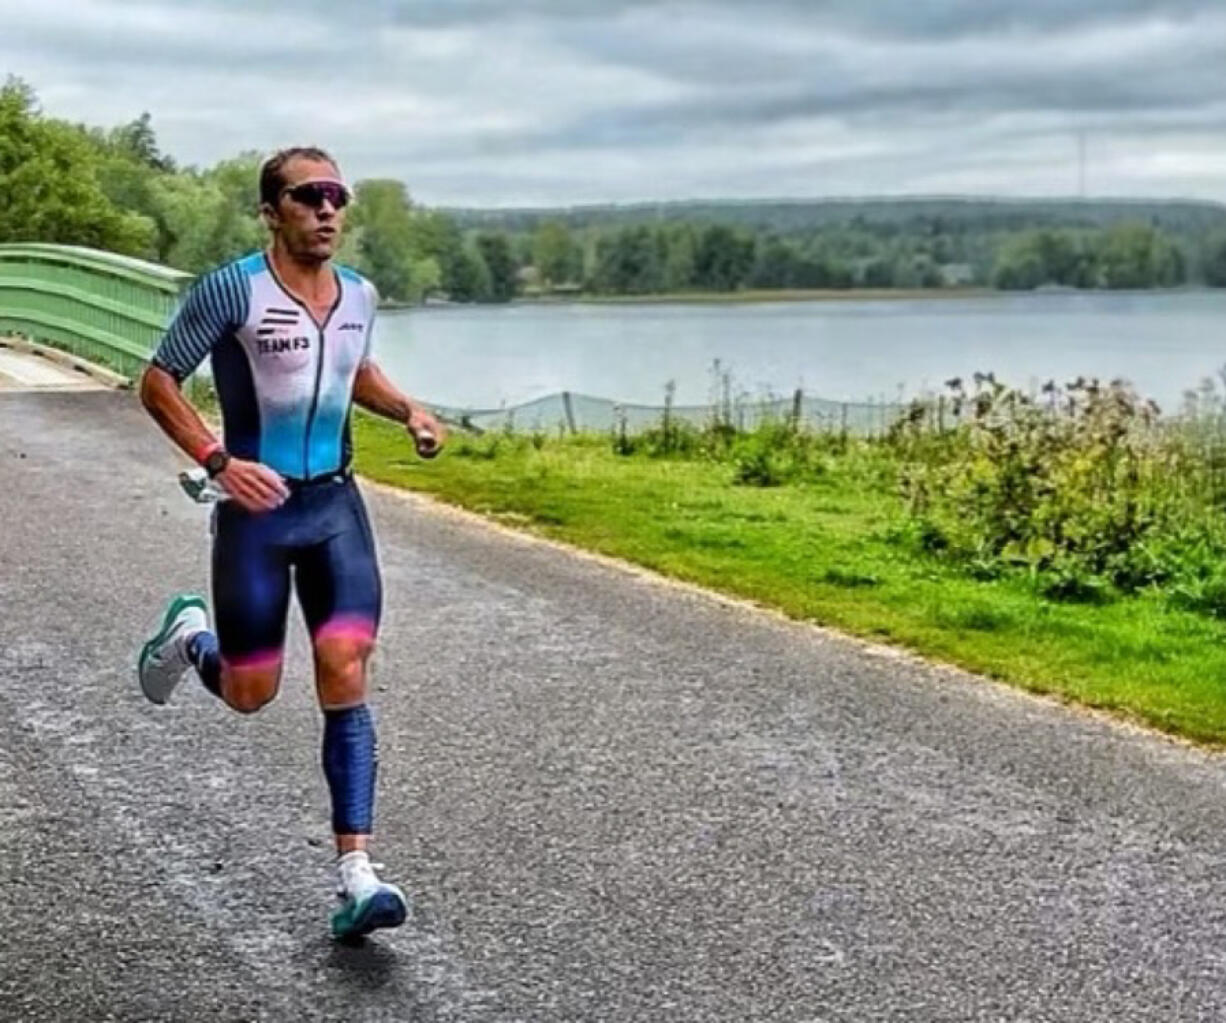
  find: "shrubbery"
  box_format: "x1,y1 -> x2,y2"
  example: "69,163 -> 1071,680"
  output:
590,369 -> 1226,613
892,373 -> 1226,606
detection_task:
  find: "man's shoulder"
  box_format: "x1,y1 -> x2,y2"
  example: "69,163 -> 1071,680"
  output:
180,253 -> 262,323
337,264 -> 378,304
193,252 -> 263,291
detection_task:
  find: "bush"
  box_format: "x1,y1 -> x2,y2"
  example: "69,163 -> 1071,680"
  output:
894,373 -> 1226,601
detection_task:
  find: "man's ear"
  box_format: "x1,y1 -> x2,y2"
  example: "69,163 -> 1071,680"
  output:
260,202 -> 279,228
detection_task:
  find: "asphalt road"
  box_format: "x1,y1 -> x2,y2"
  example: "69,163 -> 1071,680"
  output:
3,388 -> 1226,1022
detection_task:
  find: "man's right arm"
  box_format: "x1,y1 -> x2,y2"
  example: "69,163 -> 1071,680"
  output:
139,364 -> 224,467
142,270 -> 287,512
139,368 -> 288,512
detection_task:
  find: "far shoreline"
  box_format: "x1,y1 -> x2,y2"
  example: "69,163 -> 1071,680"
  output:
379,284 -> 1220,312
531,286 -> 997,306
378,286 -> 995,311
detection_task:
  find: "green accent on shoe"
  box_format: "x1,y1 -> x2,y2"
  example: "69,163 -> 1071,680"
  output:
138,593 -> 207,701
331,886 -> 408,942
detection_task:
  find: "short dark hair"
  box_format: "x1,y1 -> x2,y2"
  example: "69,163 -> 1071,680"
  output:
258,146 -> 340,207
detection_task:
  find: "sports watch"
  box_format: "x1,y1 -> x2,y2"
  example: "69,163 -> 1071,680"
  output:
203,448 -> 231,478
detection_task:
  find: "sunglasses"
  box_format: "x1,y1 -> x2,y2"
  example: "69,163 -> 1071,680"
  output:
280,180 -> 352,210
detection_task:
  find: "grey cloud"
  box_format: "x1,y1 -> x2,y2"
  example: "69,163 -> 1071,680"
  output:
400,39 -> 1226,160
373,0 -> 1222,34
107,0 -> 1225,35
6,0 -> 1226,204
770,0 -> 1220,39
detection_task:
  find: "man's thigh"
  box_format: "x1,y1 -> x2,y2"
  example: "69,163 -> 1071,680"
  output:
294,480 -> 382,647
212,503 -> 293,668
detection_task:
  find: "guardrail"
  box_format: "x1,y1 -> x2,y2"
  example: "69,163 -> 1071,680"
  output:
0,244 -> 912,436
0,243 -> 192,383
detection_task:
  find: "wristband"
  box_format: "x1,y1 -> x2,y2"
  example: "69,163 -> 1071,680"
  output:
195,440 -> 223,466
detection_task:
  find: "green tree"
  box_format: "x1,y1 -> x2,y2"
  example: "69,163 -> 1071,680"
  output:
0,78 -> 153,254
532,220 -> 580,287
146,164 -> 263,274
351,179 -> 418,301
693,225 -> 755,291
475,232 -> 517,301
752,238 -> 794,288
410,256 -> 443,301
1203,234 -> 1226,287
447,243 -> 492,302
660,223 -> 697,291
1098,223 -> 1185,289
109,112 -> 175,172
594,226 -> 662,294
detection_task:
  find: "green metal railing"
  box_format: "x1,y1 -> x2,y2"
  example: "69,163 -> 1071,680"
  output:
0,243 -> 192,381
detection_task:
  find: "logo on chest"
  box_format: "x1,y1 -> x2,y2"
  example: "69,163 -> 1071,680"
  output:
256,307 -> 312,357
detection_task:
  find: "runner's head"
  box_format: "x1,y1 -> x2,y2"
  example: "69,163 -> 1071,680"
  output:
259,146 -> 350,265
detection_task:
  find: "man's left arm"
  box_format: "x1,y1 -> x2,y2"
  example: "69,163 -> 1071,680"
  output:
353,360 -> 445,458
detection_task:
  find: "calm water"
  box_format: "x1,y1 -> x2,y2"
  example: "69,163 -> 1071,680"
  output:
369,291 -> 1226,414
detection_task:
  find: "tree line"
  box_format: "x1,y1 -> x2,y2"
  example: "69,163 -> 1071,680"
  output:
4,78 -> 1226,304
0,79 -> 515,304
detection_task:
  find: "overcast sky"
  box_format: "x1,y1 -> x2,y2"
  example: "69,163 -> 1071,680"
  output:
3,0 -> 1225,207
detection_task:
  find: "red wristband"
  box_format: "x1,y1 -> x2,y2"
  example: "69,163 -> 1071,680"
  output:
194,440 -> 223,466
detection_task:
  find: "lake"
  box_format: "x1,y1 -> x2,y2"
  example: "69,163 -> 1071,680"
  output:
369,291 -> 1226,417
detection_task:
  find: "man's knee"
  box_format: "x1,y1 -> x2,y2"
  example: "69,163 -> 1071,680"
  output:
220,663 -> 282,714
315,639 -> 372,708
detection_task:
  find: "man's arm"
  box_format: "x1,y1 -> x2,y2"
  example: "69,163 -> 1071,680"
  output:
353,360 -> 445,458
142,267 -> 287,512
139,365 -> 224,466
139,367 -> 288,511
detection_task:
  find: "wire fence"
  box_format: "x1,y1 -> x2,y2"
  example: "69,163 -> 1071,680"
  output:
430,389 -> 917,437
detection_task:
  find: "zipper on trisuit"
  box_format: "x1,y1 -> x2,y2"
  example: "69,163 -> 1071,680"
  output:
303,324 -> 326,478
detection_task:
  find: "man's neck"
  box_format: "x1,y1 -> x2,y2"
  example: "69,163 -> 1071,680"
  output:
268,243 -> 333,300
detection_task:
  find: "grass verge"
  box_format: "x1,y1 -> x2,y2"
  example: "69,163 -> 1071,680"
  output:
351,415 -> 1226,748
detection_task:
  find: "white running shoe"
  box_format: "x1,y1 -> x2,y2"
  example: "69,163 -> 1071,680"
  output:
138,594 -> 208,705
331,851 -> 409,942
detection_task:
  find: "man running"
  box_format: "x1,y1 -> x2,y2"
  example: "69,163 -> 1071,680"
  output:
135,145 -> 444,942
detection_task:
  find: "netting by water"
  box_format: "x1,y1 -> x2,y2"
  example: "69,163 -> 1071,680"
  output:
428,390 -> 914,437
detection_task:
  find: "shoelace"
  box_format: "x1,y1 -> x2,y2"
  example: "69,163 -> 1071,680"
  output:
336,858 -> 387,900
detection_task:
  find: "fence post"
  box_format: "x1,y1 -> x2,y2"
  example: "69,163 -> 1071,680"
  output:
791,388 -> 803,430
562,390 -> 577,435
841,402 -> 849,440
937,395 -> 946,433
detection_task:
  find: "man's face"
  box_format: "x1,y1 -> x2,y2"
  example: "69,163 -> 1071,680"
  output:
269,156 -> 349,263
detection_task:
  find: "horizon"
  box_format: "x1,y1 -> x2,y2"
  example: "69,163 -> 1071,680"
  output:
436,193 -> 1226,213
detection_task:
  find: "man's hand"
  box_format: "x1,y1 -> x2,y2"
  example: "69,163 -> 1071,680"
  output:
215,457 -> 290,513
407,406 -> 446,459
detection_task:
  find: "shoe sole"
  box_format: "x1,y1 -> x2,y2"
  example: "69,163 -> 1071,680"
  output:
138,593 -> 207,704
332,887 -> 408,943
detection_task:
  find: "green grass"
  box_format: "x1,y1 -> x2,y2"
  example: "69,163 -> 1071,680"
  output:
351,416 -> 1226,747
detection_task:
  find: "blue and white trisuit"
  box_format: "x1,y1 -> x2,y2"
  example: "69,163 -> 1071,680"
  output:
152,251 -> 383,669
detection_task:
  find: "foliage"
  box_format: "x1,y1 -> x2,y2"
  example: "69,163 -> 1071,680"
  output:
351,180 -> 425,302
532,220 -> 581,286
0,77 -> 153,254
352,406 -> 1226,746
475,233 -> 517,302
6,77 -> 1226,302
894,374 -> 1226,602
993,224 -> 1187,290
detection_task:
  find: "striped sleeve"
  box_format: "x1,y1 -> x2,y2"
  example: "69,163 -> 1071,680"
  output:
151,262 -> 249,381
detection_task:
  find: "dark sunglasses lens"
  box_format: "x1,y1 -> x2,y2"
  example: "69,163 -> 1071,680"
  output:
290,183 -> 349,209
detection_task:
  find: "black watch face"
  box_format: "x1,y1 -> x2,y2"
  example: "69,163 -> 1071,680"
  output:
205,451 -> 228,476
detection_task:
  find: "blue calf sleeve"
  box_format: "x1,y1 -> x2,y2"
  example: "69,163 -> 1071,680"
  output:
322,705 -> 377,835
186,631 -> 222,698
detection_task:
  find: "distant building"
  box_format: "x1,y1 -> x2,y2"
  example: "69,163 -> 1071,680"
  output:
939,263 -> 976,287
